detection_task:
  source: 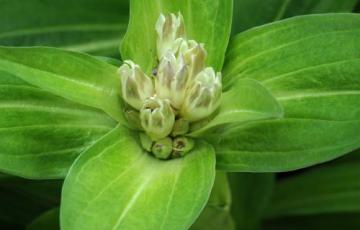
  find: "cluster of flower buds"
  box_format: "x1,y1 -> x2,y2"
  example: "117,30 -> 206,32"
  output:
118,12 -> 222,159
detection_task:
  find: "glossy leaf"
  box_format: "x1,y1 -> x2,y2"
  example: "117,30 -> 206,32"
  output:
0,71 -> 115,178
191,172 -> 235,230
216,14 -> 360,172
232,0 -> 357,34
27,208 -> 60,230
61,126 -> 215,230
229,173 -> 274,230
120,0 -> 232,73
0,46 -> 124,122
265,149 -> 360,217
0,0 -> 129,57
190,78 -> 283,137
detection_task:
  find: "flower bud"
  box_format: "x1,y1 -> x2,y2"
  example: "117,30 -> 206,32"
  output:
140,97 -> 175,140
155,52 -> 189,109
171,119 -> 190,137
156,13 -> 185,59
179,40 -> 207,80
118,61 -> 154,110
152,137 -> 173,160
139,133 -> 153,152
180,67 -> 222,121
172,136 -> 195,158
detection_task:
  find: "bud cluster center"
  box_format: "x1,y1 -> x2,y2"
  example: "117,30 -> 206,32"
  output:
118,13 -> 222,159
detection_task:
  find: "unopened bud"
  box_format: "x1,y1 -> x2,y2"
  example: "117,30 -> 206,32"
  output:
180,40 -> 207,79
172,136 -> 195,158
180,67 -> 222,121
124,109 -> 142,130
152,137 -> 173,159
171,119 -> 190,137
156,13 -> 185,59
140,97 -> 175,140
139,133 -> 153,152
155,52 -> 189,109
119,60 -> 154,110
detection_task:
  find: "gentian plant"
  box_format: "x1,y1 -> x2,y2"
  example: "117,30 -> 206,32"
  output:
0,0 -> 359,229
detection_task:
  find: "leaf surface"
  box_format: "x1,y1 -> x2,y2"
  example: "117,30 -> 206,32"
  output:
216,14 -> 360,172
0,71 -> 115,178
265,149 -> 360,217
61,126 -> 215,230
0,46 -> 124,122
191,172 -> 235,230
0,0 -> 129,57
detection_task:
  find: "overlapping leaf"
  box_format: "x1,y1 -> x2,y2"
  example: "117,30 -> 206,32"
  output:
191,172 -> 234,230
61,126 -> 215,230
265,149 -> 360,217
215,14 -> 360,172
232,0 -> 357,34
0,71 -> 116,178
0,0 -> 129,57
0,46 -> 124,122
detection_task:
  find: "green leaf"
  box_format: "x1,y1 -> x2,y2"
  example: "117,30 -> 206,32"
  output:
0,0 -> 129,57
191,172 -> 235,230
0,176 -> 61,227
229,173 -> 274,230
27,208 -> 60,230
61,126 -> 215,230
189,78 -> 283,137
0,71 -> 115,178
264,213 -> 360,230
120,0 -> 232,73
232,0 -> 357,34
216,14 -> 360,172
265,149 -> 360,217
0,46 -> 124,122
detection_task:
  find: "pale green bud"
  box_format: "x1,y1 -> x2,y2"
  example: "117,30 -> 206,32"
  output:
180,67 -> 222,121
119,61 -> 154,110
171,119 -> 190,137
152,137 -> 173,160
139,133 -> 153,152
155,52 -> 189,109
179,40 -> 207,80
156,13 -> 185,59
172,136 -> 195,158
140,97 -> 175,140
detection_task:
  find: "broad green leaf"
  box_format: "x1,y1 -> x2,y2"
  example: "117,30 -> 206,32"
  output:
191,172 -> 235,230
120,0 -> 232,73
0,46 -> 124,122
229,173 -> 274,230
216,14 -> 360,172
0,176 -> 61,227
27,208 -> 60,230
61,126 -> 215,230
265,149 -> 360,217
215,119 -> 360,172
232,0 -> 357,34
189,78 -> 283,137
0,0 -> 129,57
0,71 -> 115,178
264,213 -> 360,230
